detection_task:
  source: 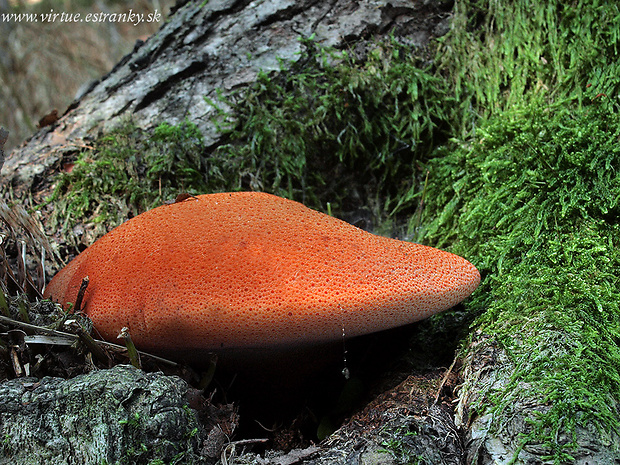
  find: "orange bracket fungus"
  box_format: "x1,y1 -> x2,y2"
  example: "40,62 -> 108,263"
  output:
44,192 -> 480,357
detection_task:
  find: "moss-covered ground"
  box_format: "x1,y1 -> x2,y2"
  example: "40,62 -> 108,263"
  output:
43,0 -> 620,462
46,120 -> 208,239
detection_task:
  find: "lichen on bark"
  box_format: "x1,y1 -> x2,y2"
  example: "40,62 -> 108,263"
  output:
0,365 -> 205,464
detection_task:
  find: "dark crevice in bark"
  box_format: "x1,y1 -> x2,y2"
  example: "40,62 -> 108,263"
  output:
253,0 -> 320,30
112,100 -> 134,119
134,60 -> 210,112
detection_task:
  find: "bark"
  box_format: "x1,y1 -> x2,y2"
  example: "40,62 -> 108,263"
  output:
0,364 -> 236,465
455,335 -> 620,465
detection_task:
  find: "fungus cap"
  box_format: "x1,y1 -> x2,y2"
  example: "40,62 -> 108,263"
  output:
44,192 -> 480,352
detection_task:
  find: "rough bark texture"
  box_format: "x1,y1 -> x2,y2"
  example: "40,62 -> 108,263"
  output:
0,365 -> 210,464
0,0 -> 453,195
455,335 -> 620,465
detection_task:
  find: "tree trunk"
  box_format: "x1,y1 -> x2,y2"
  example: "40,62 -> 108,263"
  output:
3,0 -> 620,463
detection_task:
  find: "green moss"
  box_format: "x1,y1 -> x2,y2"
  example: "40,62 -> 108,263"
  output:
49,40 -> 452,238
421,102 -> 620,461
409,2 -> 620,462
46,119 -> 212,237
208,37 -> 452,229
436,0 -> 620,131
